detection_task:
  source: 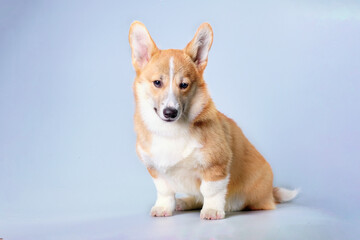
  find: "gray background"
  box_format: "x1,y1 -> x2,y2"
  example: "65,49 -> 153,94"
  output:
1,0 -> 359,239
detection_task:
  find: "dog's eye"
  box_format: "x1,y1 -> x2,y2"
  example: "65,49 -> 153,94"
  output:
153,80 -> 162,88
179,82 -> 188,89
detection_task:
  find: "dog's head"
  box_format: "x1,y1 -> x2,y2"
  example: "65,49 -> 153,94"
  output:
129,22 -> 213,123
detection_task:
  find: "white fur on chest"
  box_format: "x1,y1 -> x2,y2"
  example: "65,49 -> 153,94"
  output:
150,133 -> 202,170
140,132 -> 203,195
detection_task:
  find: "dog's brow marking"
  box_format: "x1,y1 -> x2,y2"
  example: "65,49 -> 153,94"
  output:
169,57 -> 174,94
164,57 -> 176,108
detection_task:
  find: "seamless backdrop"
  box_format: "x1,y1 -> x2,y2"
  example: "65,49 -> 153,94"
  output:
0,0 -> 360,239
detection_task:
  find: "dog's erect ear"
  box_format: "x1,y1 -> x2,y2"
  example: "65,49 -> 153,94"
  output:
184,23 -> 213,72
129,21 -> 158,72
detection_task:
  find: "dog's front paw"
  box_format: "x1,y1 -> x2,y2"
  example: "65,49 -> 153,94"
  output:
200,208 -> 225,220
150,206 -> 173,217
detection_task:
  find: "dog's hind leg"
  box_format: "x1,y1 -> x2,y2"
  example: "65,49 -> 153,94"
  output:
176,196 -> 203,211
246,198 -> 276,211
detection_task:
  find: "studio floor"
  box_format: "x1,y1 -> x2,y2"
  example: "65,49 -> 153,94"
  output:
2,202 -> 359,240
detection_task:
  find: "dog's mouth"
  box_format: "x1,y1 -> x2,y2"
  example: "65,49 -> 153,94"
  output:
154,107 -> 177,122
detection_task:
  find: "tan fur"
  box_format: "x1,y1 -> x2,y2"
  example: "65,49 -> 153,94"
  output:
190,106 -> 275,210
129,21 -> 296,216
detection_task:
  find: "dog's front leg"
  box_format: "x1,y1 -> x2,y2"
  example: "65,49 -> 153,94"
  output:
150,177 -> 175,217
200,176 -> 229,220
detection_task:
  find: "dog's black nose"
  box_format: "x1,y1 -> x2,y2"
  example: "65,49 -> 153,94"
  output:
163,108 -> 178,119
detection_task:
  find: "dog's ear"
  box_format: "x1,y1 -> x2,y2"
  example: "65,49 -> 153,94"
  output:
184,23 -> 213,72
129,21 -> 158,72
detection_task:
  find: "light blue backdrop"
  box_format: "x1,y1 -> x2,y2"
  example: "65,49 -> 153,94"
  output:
0,0 -> 359,239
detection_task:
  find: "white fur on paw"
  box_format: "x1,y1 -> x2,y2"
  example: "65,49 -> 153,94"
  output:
150,206 -> 173,217
200,208 -> 225,220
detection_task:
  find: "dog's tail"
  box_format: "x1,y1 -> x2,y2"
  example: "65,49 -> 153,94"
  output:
273,187 -> 299,203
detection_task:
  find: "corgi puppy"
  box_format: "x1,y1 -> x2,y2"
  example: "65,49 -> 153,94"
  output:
128,21 -> 298,220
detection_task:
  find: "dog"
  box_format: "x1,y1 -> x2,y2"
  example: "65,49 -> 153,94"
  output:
128,21 -> 298,220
